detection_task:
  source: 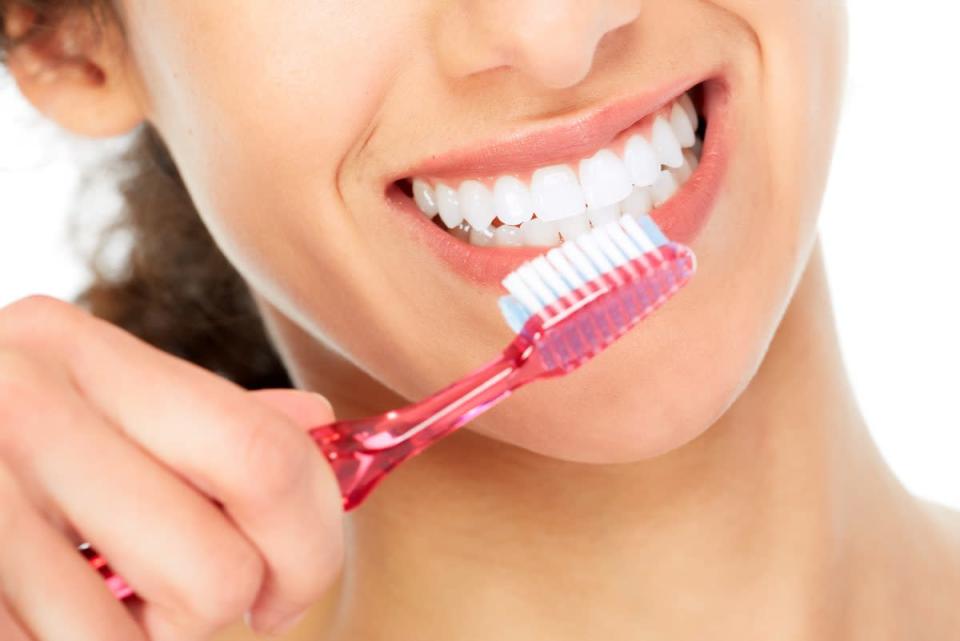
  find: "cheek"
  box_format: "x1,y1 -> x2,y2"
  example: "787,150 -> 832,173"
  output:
718,0 -> 848,223
123,0 -> 434,350
123,0 -> 414,277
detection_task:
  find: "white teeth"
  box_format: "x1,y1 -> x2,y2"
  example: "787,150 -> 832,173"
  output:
414,92 -> 704,247
493,176 -> 534,225
494,224 -> 524,247
557,213 -> 590,240
673,149 -> 700,183
679,93 -> 698,131
469,225 -> 495,247
459,180 -> 496,229
435,182 -> 463,229
412,179 -> 438,216
530,165 -> 587,221
623,134 -> 660,187
670,103 -> 696,148
651,116 -> 684,168
578,149 -> 633,209
650,170 -> 679,206
586,204 -> 620,227
521,218 -> 560,246
620,186 -> 653,218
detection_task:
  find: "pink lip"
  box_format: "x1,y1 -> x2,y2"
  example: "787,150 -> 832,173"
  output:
384,74 -> 731,288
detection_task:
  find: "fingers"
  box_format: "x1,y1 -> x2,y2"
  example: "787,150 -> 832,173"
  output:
0,297 -> 345,634
0,346 -> 269,638
3,377 -> 268,640
239,389 -> 342,631
72,338 -> 345,633
68,310 -> 344,632
0,463 -> 146,641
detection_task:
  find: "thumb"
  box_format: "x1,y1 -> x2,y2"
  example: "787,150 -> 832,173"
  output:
249,388 -> 336,430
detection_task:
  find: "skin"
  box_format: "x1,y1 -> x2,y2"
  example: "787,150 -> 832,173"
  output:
3,0 -> 959,639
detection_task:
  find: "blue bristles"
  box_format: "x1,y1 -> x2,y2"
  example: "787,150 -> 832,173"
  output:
498,295 -> 534,334
637,214 -> 669,247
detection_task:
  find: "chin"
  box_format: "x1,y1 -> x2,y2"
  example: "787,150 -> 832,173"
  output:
466,318 -> 765,464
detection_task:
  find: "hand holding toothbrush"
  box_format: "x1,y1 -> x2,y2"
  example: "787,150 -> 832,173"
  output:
0,296 -> 344,639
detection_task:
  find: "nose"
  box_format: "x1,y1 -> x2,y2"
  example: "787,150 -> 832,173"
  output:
434,0 -> 643,90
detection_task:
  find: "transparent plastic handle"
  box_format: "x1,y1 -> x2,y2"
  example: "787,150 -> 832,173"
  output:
308,348 -> 534,509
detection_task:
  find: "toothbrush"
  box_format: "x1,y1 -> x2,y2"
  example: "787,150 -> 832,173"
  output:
84,213 -> 696,601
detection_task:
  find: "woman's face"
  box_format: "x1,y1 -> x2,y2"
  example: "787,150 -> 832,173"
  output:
113,0 -> 846,462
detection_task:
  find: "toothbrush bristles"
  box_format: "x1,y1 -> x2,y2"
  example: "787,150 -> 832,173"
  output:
498,213 -> 696,372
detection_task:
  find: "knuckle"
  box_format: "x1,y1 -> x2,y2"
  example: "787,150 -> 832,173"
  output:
0,294 -> 66,317
188,538 -> 265,628
235,415 -> 311,506
0,296 -> 83,353
301,473 -> 347,593
302,535 -> 345,601
0,295 -> 69,332
274,473 -> 345,606
276,540 -> 344,617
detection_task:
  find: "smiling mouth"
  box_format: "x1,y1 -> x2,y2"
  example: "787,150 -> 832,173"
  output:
394,84 -> 707,249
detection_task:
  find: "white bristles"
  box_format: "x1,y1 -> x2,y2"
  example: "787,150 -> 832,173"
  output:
607,223 -> 642,259
531,256 -> 572,298
560,242 -> 599,281
576,234 -> 615,274
620,215 -> 658,253
499,213 -> 668,331
546,248 -> 586,289
517,265 -> 557,307
502,273 -> 541,317
594,223 -> 630,266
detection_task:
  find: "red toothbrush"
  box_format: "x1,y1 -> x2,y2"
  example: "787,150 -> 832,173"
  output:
84,212 -> 696,601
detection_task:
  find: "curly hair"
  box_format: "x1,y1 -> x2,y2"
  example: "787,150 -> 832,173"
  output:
1,0 -> 291,389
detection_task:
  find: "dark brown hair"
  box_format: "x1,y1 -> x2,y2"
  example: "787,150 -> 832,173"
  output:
1,0 -> 290,389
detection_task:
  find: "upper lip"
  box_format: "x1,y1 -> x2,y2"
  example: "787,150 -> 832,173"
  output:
393,72 -> 713,184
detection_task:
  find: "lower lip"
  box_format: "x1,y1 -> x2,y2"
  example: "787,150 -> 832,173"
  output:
384,77 -> 731,288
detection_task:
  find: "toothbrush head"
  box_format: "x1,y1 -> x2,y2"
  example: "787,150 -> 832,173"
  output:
499,214 -> 696,374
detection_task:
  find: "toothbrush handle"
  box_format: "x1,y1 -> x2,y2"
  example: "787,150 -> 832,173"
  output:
84,336 -> 539,602
309,340 -> 538,510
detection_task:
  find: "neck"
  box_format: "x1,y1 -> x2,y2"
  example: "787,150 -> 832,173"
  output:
259,239 -> 954,641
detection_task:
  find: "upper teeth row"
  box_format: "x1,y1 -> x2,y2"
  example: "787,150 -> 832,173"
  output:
410,92 -> 699,231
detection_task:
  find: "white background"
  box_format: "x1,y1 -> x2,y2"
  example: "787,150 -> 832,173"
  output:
1,2 -> 958,507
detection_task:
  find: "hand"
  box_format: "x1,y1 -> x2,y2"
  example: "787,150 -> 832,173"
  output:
0,296 -> 344,640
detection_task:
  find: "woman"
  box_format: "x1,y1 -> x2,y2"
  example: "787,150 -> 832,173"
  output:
0,1 -> 957,639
